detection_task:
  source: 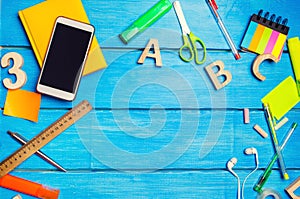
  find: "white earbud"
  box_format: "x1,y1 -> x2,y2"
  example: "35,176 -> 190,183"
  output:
244,147 -> 259,166
227,157 -> 238,175
242,147 -> 259,199
227,157 -> 240,199
244,147 -> 257,155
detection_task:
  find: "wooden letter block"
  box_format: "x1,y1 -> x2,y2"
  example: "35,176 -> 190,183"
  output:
138,38 -> 162,67
1,52 -> 27,90
286,176 -> 300,199
252,54 -> 279,81
204,60 -> 232,90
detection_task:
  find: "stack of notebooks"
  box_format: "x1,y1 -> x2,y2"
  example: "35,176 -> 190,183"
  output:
19,0 -> 107,75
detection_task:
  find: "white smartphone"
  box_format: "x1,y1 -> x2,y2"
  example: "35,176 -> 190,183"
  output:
37,16 -> 94,101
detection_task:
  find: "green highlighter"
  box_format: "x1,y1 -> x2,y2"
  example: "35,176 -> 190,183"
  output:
288,37 -> 300,96
119,0 -> 172,44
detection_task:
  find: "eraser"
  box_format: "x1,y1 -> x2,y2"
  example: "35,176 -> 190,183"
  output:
253,124 -> 268,138
274,117 -> 289,130
243,108 -> 250,124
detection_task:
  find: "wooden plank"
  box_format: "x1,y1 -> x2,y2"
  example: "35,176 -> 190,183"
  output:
1,0 -> 299,49
0,100 -> 92,178
0,169 -> 299,199
1,1 -> 300,198
0,48 -> 297,109
0,109 -> 92,171
1,109 -> 299,170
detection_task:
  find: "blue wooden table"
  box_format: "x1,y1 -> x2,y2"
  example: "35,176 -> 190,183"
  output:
1,0 -> 300,198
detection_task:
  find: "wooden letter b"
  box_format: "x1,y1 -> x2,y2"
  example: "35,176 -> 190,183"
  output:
204,60 -> 232,90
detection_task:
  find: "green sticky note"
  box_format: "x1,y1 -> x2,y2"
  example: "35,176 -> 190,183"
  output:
256,27 -> 272,54
262,76 -> 300,120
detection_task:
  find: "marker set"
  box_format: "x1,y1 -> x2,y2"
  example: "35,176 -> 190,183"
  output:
241,10 -> 289,60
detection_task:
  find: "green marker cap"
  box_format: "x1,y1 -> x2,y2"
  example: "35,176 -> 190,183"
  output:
119,0 -> 172,44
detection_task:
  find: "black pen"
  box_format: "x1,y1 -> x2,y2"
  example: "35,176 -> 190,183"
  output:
7,131 -> 67,172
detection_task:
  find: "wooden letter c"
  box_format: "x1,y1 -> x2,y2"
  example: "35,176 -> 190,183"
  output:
252,54 -> 279,81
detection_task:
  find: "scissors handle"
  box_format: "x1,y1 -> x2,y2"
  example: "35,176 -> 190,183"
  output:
189,32 -> 207,65
179,35 -> 194,62
179,33 -> 207,65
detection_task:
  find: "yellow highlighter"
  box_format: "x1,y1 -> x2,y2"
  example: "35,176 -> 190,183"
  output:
288,37 -> 300,95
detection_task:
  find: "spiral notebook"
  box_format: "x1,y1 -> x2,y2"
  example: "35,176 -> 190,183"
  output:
241,10 -> 290,60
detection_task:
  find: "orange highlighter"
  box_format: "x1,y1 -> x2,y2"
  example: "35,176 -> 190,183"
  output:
0,174 -> 60,199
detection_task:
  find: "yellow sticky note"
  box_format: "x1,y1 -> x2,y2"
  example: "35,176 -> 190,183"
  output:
262,76 -> 300,120
3,89 -> 41,122
272,33 -> 287,59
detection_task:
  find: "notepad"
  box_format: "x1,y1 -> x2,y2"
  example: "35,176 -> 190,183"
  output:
262,76 -> 300,120
3,89 -> 41,122
18,0 -> 107,76
241,10 -> 289,60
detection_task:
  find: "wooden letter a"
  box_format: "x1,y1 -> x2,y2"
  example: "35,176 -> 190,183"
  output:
138,39 -> 162,67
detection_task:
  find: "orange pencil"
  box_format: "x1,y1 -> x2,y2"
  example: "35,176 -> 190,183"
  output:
0,174 -> 59,199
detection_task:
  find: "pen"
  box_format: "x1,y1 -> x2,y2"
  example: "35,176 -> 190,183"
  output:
206,0 -> 241,60
264,104 -> 289,180
7,131 -> 67,172
254,122 -> 298,193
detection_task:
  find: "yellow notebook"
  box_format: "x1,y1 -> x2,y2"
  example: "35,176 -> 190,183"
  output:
18,0 -> 107,76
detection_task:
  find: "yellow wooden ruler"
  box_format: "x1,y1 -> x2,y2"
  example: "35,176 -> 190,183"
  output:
0,100 -> 92,178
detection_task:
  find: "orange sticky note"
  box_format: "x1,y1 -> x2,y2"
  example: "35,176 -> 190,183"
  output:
3,89 -> 41,122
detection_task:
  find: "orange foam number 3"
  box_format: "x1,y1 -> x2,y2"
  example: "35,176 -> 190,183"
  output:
1,52 -> 27,89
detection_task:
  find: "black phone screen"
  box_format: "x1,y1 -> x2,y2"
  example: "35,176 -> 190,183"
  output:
39,23 -> 93,93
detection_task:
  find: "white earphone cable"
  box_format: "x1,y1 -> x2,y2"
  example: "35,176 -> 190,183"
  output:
227,157 -> 241,199
241,153 -> 259,199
